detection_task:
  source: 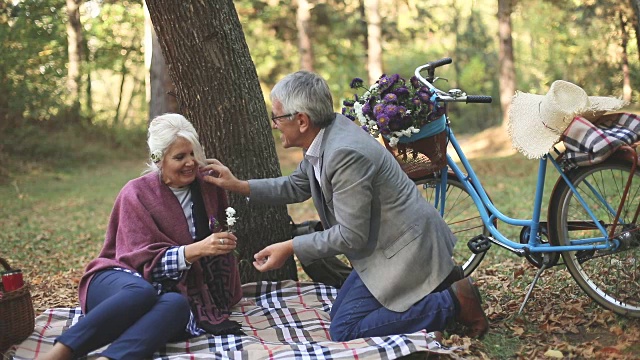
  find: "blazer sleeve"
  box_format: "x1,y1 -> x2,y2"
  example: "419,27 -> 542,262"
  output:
247,159 -> 313,204
293,146 -> 374,264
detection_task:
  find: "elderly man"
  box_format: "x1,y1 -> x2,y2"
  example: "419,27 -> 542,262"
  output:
204,71 -> 488,341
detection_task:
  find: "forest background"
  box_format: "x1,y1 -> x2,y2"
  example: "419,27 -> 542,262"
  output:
2,0 -> 640,358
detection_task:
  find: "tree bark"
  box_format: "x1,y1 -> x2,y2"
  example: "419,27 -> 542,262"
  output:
296,0 -> 315,71
498,0 -> 516,129
630,0 -> 640,62
620,11 -> 632,102
365,0 -> 383,84
145,0 -> 298,282
145,2 -> 179,121
66,0 -> 83,121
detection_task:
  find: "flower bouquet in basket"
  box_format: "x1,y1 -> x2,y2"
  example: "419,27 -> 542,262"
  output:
341,74 -> 449,176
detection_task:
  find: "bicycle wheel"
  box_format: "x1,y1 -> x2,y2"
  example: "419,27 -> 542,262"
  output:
413,172 -> 487,276
548,159 -> 640,317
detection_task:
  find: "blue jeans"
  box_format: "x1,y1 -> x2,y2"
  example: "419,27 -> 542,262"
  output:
57,269 -> 191,359
329,271 -> 456,341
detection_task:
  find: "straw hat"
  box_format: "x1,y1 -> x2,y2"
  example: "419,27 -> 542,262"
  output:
508,80 -> 626,159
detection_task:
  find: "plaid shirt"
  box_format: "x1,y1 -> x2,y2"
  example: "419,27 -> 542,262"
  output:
114,246 -> 205,336
561,112 -> 640,168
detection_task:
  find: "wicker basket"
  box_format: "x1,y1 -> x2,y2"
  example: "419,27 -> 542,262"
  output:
382,129 -> 449,180
0,257 -> 35,354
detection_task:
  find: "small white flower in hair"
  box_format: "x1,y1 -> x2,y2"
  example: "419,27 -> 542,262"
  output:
150,149 -> 163,163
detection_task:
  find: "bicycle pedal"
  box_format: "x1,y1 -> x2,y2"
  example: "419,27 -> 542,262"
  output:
468,235 -> 491,254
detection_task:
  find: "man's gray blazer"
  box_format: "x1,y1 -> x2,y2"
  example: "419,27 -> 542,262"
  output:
248,114 -> 457,312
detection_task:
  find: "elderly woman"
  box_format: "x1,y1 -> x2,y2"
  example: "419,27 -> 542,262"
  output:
42,114 -> 242,360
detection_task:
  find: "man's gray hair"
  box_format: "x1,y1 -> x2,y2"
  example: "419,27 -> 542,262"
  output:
144,113 -> 206,174
270,71 -> 335,128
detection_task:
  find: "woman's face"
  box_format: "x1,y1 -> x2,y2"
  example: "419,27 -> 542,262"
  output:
160,136 -> 197,188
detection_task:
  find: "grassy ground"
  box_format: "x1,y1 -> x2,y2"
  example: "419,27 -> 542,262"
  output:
2,137 -> 639,359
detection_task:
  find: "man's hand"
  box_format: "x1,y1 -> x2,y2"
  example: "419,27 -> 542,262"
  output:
253,240 -> 294,272
200,159 -> 250,195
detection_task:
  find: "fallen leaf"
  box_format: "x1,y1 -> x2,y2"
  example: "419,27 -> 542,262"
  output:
543,349 -> 564,358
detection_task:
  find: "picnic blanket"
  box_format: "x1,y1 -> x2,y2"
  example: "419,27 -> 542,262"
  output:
561,112 -> 640,168
5,281 -> 461,359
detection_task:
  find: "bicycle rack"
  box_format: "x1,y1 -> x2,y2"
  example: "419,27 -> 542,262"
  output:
609,145 -> 639,239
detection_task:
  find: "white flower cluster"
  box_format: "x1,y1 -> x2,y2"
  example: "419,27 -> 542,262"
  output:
388,126 -> 420,147
225,207 -> 237,232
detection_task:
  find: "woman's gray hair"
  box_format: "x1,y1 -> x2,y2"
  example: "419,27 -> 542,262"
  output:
270,71 -> 335,128
143,113 -> 206,174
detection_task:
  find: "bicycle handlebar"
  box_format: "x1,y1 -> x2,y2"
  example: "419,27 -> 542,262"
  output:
414,58 -> 493,104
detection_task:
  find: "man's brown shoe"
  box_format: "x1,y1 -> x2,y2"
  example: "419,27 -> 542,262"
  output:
450,277 -> 489,338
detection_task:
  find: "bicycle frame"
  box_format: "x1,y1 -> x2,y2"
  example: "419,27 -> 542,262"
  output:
435,118 -> 620,255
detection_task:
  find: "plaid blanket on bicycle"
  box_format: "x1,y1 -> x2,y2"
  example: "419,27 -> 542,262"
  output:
561,112 -> 640,167
6,281 -> 460,359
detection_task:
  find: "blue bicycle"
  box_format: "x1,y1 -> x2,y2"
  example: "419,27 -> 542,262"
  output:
402,58 -> 639,317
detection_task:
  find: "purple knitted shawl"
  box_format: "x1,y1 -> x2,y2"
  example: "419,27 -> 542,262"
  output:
78,171 -> 242,326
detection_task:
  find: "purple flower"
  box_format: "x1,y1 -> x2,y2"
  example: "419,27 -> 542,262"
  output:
350,77 -> 364,89
388,74 -> 400,86
383,93 -> 398,104
410,76 -> 421,88
384,104 -> 399,118
393,86 -> 410,98
418,91 -> 431,103
373,103 -> 385,117
362,102 -> 372,116
345,72 -> 445,144
376,115 -> 390,128
377,75 -> 391,92
209,216 -> 221,232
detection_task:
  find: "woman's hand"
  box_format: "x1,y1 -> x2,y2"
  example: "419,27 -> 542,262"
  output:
200,159 -> 250,195
184,232 -> 237,263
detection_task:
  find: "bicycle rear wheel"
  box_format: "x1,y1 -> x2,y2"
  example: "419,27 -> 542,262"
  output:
548,159 -> 640,317
414,172 -> 487,276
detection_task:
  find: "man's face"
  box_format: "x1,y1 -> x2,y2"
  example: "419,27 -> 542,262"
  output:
271,100 -> 301,149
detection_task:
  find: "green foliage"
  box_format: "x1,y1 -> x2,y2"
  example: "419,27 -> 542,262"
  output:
0,0 -> 68,120
0,119 -> 146,183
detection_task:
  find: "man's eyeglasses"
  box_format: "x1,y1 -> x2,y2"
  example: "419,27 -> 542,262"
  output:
271,111 -> 299,125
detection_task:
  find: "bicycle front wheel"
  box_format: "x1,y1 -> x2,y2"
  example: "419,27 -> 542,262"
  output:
414,173 -> 487,276
548,159 -> 640,317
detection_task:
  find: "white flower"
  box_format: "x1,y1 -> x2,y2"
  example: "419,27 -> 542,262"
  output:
353,102 -> 367,126
388,136 -> 400,147
225,207 -> 237,229
150,149 -> 163,163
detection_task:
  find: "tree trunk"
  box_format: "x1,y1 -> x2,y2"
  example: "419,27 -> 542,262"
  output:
630,0 -> 640,62
296,0 -> 315,71
83,36 -> 93,123
620,11 -> 632,102
145,2 -> 179,121
365,0 -> 383,84
498,0 -> 516,129
145,0 -> 298,283
66,0 -> 83,121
